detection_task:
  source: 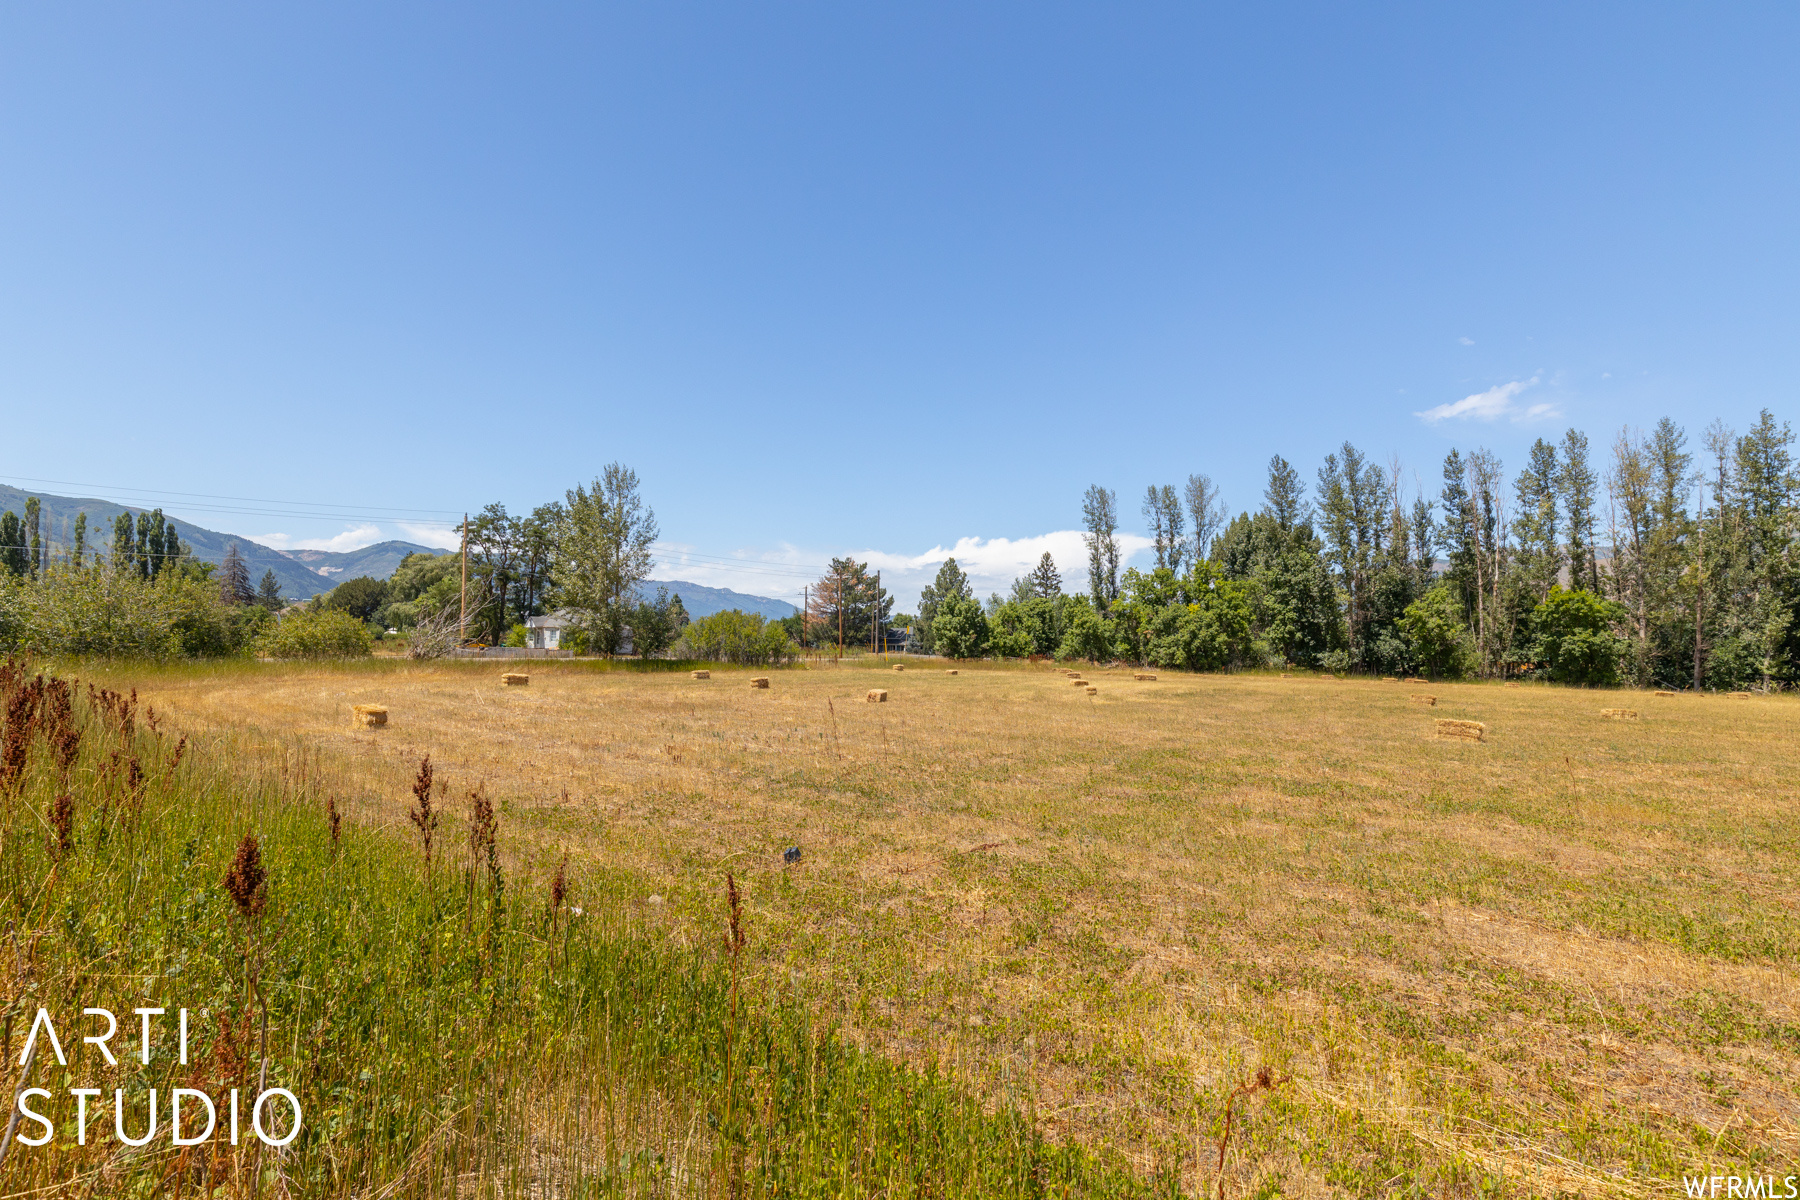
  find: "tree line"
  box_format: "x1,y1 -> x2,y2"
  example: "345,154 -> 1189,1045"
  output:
903,410 -> 1796,689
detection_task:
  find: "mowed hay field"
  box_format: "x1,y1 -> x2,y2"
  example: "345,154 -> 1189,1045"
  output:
116,658 -> 1799,1195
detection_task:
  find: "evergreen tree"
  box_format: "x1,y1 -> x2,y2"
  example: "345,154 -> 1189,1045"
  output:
917,558 -> 973,652
1081,485 -> 1121,609
807,558 -> 892,651
0,512 -> 23,577
1262,455 -> 1308,534
144,509 -> 168,578
1029,551 -> 1062,598
1511,438 -> 1561,603
72,512 -> 86,568
135,511 -> 153,579
257,570 -> 285,612
24,497 -> 40,580
1557,429 -> 1599,593
112,512 -> 137,572
219,542 -> 255,606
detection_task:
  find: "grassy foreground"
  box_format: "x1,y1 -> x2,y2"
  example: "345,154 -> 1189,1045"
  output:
98,655 -> 1800,1198
0,657 -> 1157,1198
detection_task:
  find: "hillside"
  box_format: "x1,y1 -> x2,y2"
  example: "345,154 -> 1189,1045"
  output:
646,578 -> 798,620
282,539 -> 443,580
0,484 -> 332,599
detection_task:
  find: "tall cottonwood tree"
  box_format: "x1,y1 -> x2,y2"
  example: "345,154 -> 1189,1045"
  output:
1081,485 -> 1121,610
554,463 -> 659,655
1141,485 -> 1185,573
1185,474 -> 1227,563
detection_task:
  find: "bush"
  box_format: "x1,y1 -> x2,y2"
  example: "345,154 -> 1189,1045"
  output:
326,576 -> 389,620
1056,602 -> 1113,662
1399,583 -> 1474,680
675,609 -> 797,664
1530,586 -> 1628,686
257,607 -> 375,660
931,595 -> 989,659
0,565 -> 261,660
504,623 -> 528,648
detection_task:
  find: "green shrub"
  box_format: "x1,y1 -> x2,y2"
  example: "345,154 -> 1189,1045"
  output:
257,607 -> 375,659
931,595 -> 989,659
1399,583 -> 1474,679
675,609 -> 797,664
504,622 -> 528,647
1530,586 -> 1628,686
0,565 -> 262,659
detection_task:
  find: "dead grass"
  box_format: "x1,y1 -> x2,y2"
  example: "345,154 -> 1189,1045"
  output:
108,657 -> 1800,1196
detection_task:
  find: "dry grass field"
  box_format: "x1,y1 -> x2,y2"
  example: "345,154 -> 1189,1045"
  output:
110,657 -> 1799,1196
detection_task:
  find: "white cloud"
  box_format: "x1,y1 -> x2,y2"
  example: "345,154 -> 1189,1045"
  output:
248,524 -> 386,553
1459,337 -> 1475,346
1413,377 -> 1558,424
395,522 -> 463,550
652,531 -> 1160,612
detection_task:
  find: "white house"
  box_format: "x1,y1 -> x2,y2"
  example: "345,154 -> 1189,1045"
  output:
525,611 -> 572,650
524,610 -> 633,654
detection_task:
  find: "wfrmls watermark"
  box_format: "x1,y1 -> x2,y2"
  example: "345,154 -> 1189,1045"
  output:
1683,1177 -> 1799,1199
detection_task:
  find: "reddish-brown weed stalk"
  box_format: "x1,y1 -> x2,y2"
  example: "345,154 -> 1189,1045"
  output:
1214,1066 -> 1291,1200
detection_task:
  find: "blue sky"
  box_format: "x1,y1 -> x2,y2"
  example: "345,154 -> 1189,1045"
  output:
2,4 -> 1795,609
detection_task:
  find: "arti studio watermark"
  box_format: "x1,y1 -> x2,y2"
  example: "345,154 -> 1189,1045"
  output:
10,1007 -> 299,1148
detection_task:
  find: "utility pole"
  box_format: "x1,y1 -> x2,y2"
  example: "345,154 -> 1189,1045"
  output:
460,513 -> 468,648
803,585 -> 809,660
873,571 -> 881,656
837,576 -> 843,664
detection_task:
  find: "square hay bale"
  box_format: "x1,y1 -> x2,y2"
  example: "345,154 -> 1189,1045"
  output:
352,704 -> 388,729
1600,708 -> 1639,720
945,669 -> 958,675
1381,676 -> 1399,682
1434,718 -> 1486,742
749,677 -> 770,689
1070,678 -> 1088,687
1505,682 -> 1521,688
1410,694 -> 1436,706
1085,687 -> 1098,696
501,673 -> 529,686
1654,689 -> 1675,697
691,670 -> 711,680
867,689 -> 888,703
1133,672 -> 1157,681
893,664 -> 905,671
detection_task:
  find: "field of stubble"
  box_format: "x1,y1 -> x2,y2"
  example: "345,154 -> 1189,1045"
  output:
116,656 -> 1800,1196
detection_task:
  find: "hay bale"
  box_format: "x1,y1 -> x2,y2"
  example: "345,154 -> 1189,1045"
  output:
1654,689 -> 1674,697
1729,691 -> 1752,698
893,664 -> 905,672
691,670 -> 711,680
1133,672 -> 1157,681
945,669 -> 958,675
866,689 -> 888,703
501,673 -> 529,686
1070,678 -> 1088,687
352,704 -> 388,729
749,677 -> 770,689
1381,676 -> 1399,682
1505,682 -> 1521,688
1410,694 -> 1436,706
1085,686 -> 1097,696
1600,708 -> 1639,720
1434,718 -> 1486,742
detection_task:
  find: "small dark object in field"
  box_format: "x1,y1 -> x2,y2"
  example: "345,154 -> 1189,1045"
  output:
783,846 -> 801,864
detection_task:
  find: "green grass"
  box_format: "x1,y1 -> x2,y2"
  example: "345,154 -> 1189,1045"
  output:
0,661 -> 1162,1198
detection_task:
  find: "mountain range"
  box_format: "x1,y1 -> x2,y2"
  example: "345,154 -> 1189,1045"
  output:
0,486 -> 800,618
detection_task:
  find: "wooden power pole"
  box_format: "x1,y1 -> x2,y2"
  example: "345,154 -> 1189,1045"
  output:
459,513 -> 468,647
